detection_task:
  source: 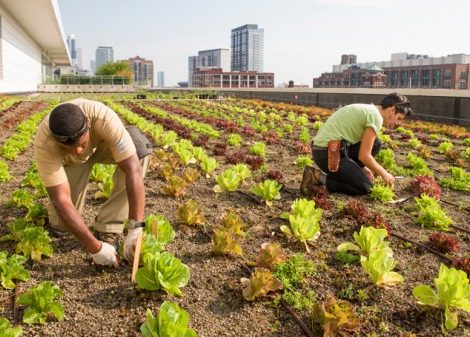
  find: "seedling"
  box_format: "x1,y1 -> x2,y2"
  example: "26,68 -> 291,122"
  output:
178,199 -> 205,226
413,264 -> 470,330
16,281 -> 64,324
251,179 -> 282,206
241,268 -> 283,301
140,302 -> 197,337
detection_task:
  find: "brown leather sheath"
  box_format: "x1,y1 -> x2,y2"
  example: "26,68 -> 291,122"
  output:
327,140 -> 341,172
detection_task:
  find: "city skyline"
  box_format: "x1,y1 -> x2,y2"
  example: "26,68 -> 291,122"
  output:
57,0 -> 470,87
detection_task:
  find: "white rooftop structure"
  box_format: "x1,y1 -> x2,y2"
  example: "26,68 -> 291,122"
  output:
333,53 -> 470,73
0,0 -> 70,93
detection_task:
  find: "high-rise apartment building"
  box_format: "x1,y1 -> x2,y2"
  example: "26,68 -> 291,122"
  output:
188,49 -> 229,86
188,56 -> 198,86
95,46 -> 114,72
90,60 -> 96,74
128,56 -> 154,87
231,24 -> 264,72
67,34 -> 77,66
157,71 -> 165,87
76,48 -> 83,70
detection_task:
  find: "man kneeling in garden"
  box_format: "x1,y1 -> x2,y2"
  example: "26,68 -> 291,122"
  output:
301,93 -> 413,196
33,99 -> 152,267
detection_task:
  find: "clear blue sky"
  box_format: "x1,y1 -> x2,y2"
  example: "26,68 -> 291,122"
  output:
57,0 -> 470,87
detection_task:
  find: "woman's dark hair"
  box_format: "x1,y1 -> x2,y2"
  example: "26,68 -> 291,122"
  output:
49,103 -> 87,145
380,93 -> 413,116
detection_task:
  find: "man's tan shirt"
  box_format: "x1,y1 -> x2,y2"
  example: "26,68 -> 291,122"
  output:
33,98 -> 136,187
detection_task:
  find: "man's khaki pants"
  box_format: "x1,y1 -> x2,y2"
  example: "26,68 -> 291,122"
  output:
47,145 -> 150,234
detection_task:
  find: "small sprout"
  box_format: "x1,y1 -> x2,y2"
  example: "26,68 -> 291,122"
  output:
428,232 -> 458,254
370,182 -> 395,202
182,167 -> 201,183
241,268 -> 283,301
178,200 -> 205,226
294,155 -> 313,169
256,242 -> 286,270
162,175 -> 187,198
251,179 -> 282,206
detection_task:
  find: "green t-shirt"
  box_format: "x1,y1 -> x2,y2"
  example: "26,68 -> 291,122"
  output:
313,104 -> 383,147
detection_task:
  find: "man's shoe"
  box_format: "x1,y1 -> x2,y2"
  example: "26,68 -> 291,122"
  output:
96,232 -> 124,251
300,166 -> 321,195
46,223 -> 71,238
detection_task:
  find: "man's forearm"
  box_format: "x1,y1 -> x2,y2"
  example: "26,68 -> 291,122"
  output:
125,171 -> 145,221
54,203 -> 101,253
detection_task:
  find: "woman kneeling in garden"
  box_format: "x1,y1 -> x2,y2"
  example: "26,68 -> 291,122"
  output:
301,93 -> 412,196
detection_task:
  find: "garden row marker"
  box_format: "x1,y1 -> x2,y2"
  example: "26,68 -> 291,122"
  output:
131,231 -> 144,282
386,196 -> 410,204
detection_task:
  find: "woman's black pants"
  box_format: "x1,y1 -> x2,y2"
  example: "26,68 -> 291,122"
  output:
312,139 -> 382,195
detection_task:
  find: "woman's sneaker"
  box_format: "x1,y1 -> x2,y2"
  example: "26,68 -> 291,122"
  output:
300,166 -> 321,194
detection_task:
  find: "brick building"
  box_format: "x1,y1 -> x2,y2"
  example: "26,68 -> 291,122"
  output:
192,67 -> 274,88
128,56 -> 154,87
313,53 -> 470,90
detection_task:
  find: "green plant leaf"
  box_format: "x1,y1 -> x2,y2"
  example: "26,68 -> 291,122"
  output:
16,281 -> 63,324
413,263 -> 470,330
140,302 -> 197,337
412,285 -> 438,306
0,252 -> 30,289
241,268 -> 283,301
336,242 -> 360,253
0,317 -> 23,337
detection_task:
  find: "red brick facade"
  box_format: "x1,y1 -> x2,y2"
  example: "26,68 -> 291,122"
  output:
314,63 -> 470,89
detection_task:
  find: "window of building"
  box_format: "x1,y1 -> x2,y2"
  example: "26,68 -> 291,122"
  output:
460,81 -> 467,89
461,71 -> 468,79
432,69 -> 441,87
400,71 -> 408,86
411,70 -> 418,87
443,80 -> 451,88
421,69 -> 429,79
444,69 -> 452,79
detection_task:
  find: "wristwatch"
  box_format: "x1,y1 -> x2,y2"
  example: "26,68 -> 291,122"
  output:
126,219 -> 145,231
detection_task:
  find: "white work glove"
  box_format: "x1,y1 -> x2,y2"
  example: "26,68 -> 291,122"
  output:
123,227 -> 143,262
90,242 -> 119,268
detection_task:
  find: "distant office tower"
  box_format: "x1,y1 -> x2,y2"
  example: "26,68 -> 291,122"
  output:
67,34 -> 77,66
188,56 -> 198,86
341,54 -> 357,65
231,24 -> 264,72
90,60 -> 96,74
128,56 -> 154,87
157,71 -> 165,87
198,49 -> 230,70
188,49 -> 229,86
95,46 -> 114,72
76,48 -> 83,69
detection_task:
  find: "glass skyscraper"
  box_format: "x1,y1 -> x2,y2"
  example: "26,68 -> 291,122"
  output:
231,24 -> 264,72
95,46 -> 114,72
67,34 -> 77,66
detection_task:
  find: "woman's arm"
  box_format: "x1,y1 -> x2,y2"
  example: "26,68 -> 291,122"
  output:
358,127 -> 395,185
